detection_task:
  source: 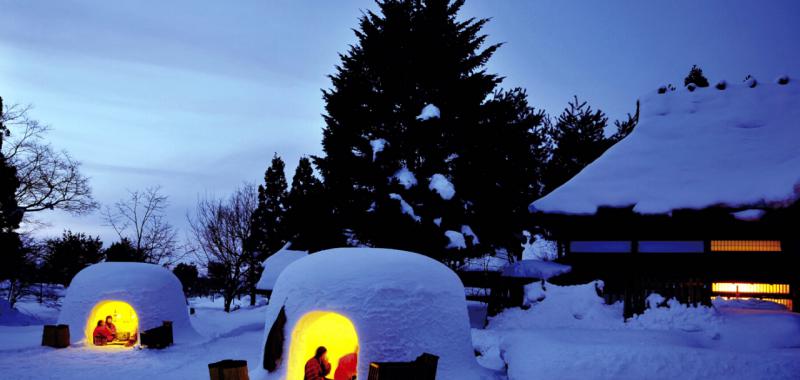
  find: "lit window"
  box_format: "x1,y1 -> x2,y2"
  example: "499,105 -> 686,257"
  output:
714,296 -> 792,310
710,240 -> 781,252
711,282 -> 790,295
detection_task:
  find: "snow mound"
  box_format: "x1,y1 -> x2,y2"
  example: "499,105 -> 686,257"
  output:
258,248 -> 491,380
256,243 -> 308,291
445,230 -> 467,249
429,173 -> 455,200
0,299 -> 43,326
416,104 -> 441,120
393,166 -> 417,189
489,281 -> 622,330
58,262 -> 198,344
532,80 -> 800,214
461,225 -> 479,244
389,193 -> 421,222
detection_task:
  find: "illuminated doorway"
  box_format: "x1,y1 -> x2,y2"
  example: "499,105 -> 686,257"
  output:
288,311 -> 359,379
85,300 -> 139,347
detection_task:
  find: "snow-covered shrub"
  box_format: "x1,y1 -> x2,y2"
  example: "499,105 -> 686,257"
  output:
776,75 -> 790,85
628,296 -> 720,337
686,83 -> 697,92
744,75 -> 757,88
488,280 -> 622,330
715,80 -> 727,90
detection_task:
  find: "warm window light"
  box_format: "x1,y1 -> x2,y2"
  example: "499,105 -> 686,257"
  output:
715,296 -> 792,310
712,282 -> 790,295
84,300 -> 139,347
288,311 -> 359,380
710,240 -> 781,252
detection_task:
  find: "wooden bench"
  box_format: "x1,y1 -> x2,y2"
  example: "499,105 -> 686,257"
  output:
140,321 -> 173,349
367,353 -> 438,380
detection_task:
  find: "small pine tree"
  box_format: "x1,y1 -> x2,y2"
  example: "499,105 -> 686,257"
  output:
684,65 -> 709,88
545,96 -> 611,193
611,100 -> 640,142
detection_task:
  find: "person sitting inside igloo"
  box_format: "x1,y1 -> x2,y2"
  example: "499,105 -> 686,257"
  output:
305,346 -> 332,380
334,345 -> 358,380
105,315 -> 117,339
93,320 -> 114,346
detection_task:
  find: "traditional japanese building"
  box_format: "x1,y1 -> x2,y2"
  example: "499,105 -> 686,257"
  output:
531,78 -> 800,316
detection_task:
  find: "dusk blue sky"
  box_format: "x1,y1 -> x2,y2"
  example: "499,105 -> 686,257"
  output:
2,0 -> 799,245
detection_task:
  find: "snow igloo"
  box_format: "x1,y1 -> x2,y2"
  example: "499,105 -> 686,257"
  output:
58,262 -> 198,348
257,248 -> 489,380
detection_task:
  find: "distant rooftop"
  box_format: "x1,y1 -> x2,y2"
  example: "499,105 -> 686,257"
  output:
532,77 -> 800,215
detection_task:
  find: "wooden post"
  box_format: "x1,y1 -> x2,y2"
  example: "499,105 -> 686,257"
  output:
208,359 -> 249,380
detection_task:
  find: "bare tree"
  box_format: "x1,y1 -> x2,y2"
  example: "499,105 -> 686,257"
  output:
1,102 -> 97,220
188,184 -> 257,312
103,186 -> 181,266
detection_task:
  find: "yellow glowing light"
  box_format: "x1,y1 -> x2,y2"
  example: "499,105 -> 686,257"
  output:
715,296 -> 793,310
710,240 -> 781,252
84,300 -> 139,347
288,311 -> 359,380
712,282 -> 790,295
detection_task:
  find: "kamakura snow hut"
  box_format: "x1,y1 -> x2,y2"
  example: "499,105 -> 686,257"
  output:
257,248 -> 492,380
59,262 -> 199,347
531,78 -> 800,316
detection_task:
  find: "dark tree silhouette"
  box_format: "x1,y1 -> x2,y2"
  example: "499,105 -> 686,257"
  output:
41,230 -> 104,286
0,96 -> 26,304
248,154 -> 289,259
545,96 -> 611,194
105,238 -> 145,262
684,65 -> 710,88
173,263 -> 199,298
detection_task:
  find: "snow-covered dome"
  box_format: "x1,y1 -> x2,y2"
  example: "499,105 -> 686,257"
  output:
59,262 -> 198,345
257,248 -> 490,380
255,244 -> 308,292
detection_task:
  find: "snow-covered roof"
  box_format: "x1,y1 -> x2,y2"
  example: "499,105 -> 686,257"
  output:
258,248 -> 490,380
255,244 -> 308,291
532,79 -> 800,215
58,262 -> 198,344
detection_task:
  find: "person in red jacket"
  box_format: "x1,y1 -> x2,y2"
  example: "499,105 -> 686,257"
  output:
304,346 -> 332,380
105,315 -> 117,340
93,320 -> 114,345
334,345 -> 358,380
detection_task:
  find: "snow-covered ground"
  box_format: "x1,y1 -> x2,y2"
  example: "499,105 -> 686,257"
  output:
473,282 -> 800,380
0,296 -> 267,380
2,282 -> 799,379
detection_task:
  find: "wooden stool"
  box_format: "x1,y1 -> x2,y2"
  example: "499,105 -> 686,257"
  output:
208,359 -> 249,380
42,324 -> 70,348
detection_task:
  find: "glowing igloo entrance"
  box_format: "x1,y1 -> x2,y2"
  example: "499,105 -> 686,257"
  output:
85,300 -> 139,347
288,311 -> 359,379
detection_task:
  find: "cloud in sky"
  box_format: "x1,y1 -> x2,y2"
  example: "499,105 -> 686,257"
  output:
2,0 -> 799,246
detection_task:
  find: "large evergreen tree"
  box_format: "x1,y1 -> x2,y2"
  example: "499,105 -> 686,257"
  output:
314,0 -> 547,262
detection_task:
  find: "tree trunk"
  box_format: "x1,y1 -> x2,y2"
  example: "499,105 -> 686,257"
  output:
224,296 -> 232,313
249,288 -> 256,306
